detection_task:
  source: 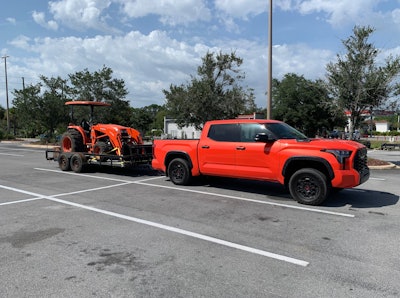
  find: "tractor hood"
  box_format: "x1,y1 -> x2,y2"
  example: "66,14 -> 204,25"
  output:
93,123 -> 143,144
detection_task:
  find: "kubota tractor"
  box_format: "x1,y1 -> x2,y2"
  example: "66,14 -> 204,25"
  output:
46,100 -> 152,172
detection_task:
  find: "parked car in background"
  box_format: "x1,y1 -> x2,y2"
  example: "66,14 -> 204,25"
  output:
328,130 -> 340,138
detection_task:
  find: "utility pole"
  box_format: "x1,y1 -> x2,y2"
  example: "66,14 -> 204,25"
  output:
2,55 -> 10,134
267,0 -> 273,119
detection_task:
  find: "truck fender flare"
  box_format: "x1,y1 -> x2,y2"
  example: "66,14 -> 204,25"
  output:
282,156 -> 334,181
165,151 -> 193,170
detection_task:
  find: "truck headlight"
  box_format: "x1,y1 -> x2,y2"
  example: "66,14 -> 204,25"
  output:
322,149 -> 352,164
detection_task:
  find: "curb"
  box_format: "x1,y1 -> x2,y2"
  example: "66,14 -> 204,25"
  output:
368,162 -> 398,170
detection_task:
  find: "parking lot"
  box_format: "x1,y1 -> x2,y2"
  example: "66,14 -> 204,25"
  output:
1,142 -> 399,297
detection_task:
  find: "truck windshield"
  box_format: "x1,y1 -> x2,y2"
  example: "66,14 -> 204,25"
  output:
265,123 -> 308,140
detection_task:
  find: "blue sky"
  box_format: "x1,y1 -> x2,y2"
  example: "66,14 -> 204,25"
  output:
1,0 -> 400,110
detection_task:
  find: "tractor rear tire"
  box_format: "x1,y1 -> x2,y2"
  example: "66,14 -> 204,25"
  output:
61,130 -> 84,152
58,153 -> 71,171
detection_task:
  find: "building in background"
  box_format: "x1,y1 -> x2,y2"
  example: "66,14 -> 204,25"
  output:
162,113 -> 265,139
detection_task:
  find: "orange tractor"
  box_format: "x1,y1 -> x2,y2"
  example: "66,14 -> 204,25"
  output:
46,100 -> 152,172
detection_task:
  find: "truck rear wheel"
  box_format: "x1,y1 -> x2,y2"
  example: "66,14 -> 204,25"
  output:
288,168 -> 327,205
168,158 -> 191,185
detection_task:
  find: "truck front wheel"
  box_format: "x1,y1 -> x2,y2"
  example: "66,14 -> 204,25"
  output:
288,168 -> 328,205
168,158 -> 191,185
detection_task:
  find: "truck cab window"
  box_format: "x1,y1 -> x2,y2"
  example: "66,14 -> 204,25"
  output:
208,124 -> 240,142
240,123 -> 270,142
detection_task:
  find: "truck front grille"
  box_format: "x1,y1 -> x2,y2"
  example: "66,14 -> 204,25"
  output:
354,147 -> 370,183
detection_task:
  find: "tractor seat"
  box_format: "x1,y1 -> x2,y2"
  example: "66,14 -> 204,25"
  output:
81,119 -> 90,134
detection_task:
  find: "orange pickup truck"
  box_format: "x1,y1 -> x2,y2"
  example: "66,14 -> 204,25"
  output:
152,119 -> 370,205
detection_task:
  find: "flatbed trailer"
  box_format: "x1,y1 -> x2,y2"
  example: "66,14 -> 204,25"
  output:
46,144 -> 153,173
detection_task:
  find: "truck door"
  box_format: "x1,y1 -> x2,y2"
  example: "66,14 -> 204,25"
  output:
235,123 -> 276,180
198,123 -> 239,176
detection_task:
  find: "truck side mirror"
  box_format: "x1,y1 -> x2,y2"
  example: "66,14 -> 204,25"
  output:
255,133 -> 274,142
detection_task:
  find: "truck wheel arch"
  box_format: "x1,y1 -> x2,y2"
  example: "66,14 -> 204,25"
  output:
165,151 -> 193,176
282,157 -> 334,186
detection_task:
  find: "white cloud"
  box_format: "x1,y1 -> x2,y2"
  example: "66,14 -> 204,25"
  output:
272,43 -> 333,79
296,0 -> 378,27
117,0 -> 211,26
6,17 -> 16,25
9,35 -> 31,50
5,28 -> 339,109
32,11 -> 59,30
48,0 -> 114,32
215,0 -> 266,19
13,30 -> 203,106
392,8 -> 400,25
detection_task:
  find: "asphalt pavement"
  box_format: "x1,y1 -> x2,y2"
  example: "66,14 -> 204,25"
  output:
0,141 -> 399,297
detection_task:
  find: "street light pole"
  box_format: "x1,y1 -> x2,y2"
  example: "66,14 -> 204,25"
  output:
267,0 -> 273,119
2,55 -> 10,134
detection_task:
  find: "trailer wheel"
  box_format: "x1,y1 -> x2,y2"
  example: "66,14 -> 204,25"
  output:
288,168 -> 327,205
70,153 -> 86,173
168,158 -> 191,185
61,130 -> 84,152
58,153 -> 71,171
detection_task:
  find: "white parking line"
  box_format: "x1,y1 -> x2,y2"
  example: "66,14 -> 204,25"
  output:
0,184 -> 309,267
0,152 -> 24,157
0,197 -> 44,206
34,168 -> 355,218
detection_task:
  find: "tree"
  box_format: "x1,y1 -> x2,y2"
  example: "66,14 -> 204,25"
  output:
326,26 -> 400,138
129,104 -> 166,135
163,51 -> 256,129
272,73 -> 347,137
12,76 -> 67,138
12,67 -> 130,137
68,66 -> 131,125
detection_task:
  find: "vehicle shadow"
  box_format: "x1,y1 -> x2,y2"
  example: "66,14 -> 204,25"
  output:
191,177 -> 293,200
86,168 -> 399,209
324,189 -> 399,208
84,164 -> 162,177
188,177 -> 399,208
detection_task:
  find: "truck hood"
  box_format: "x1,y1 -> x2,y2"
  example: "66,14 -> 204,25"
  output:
278,138 -> 366,151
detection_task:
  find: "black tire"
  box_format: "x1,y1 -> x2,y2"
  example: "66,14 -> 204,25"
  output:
93,141 -> 110,161
168,158 -> 191,185
61,130 -> 84,152
70,153 -> 86,173
58,153 -> 71,171
288,168 -> 328,205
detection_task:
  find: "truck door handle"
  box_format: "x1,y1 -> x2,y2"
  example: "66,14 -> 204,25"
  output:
236,146 -> 246,150
201,145 -> 210,149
